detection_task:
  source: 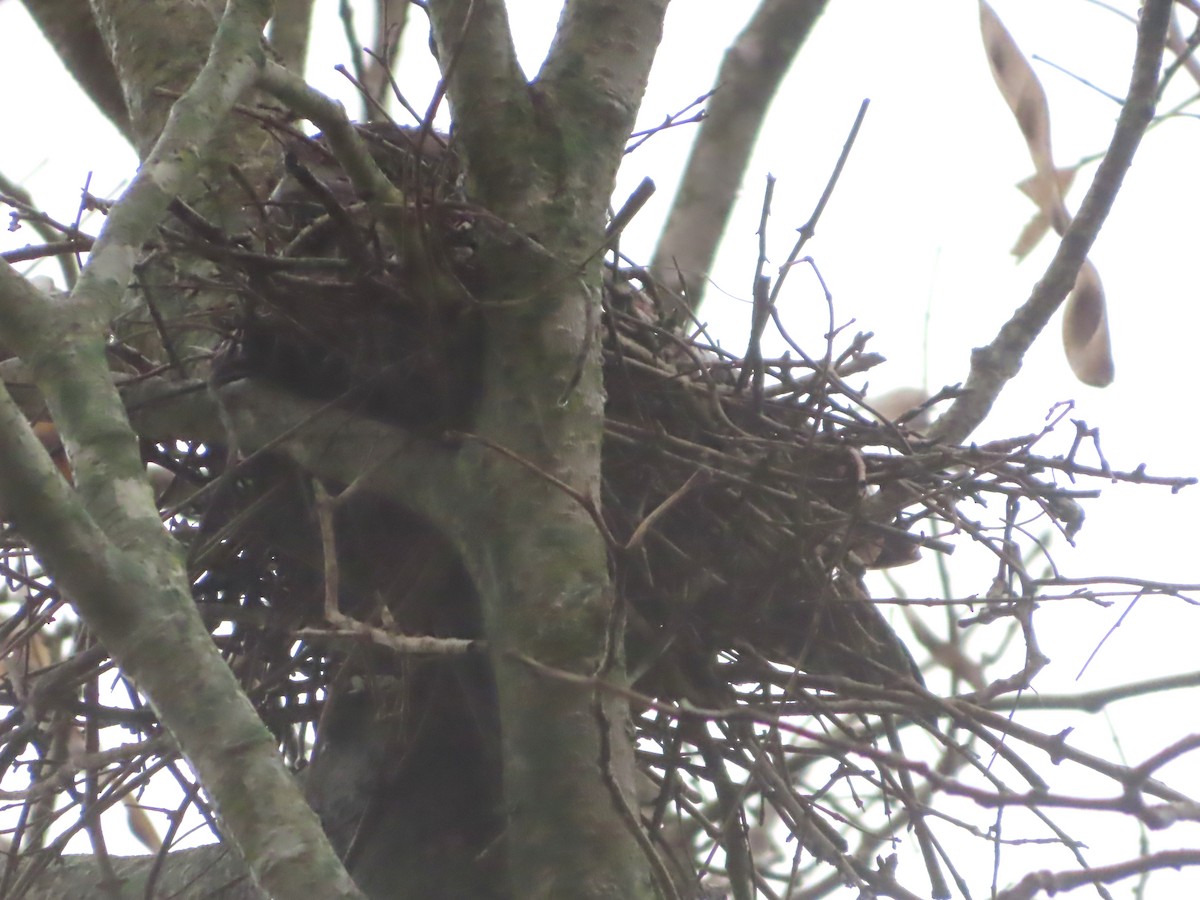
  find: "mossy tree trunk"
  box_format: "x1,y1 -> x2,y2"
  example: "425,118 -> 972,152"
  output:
423,3 -> 668,896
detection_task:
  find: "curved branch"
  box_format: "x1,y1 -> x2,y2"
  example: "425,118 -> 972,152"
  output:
19,0 -> 133,142
2,363 -> 465,563
256,64 -> 428,253
213,379 -> 464,530
650,0 -> 829,314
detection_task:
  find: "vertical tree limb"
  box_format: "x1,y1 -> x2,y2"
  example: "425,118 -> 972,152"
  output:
427,0 -> 536,211
424,3 -> 673,897
268,0 -> 317,73
363,0 -> 411,112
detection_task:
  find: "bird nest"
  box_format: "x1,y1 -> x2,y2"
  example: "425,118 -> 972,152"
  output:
1,123 -> 1168,894
158,124 -> 948,704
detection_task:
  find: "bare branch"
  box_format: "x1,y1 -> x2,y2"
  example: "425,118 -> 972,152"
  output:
651,0 -> 830,314
983,670 -> 1200,713
0,172 -> 81,288
998,850 -> 1200,900
364,0 -> 411,113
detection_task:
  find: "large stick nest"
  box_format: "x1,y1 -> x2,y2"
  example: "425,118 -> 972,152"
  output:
2,122 -> 1156,893
168,123 -> 943,700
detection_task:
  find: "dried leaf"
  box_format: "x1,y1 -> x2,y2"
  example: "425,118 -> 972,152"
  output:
1016,166 -> 1078,213
1010,213 -> 1051,261
980,3 -> 1115,386
1062,260 -> 1114,387
124,797 -> 163,853
979,1 -> 1057,182
1011,167 -> 1078,259
0,630 -> 57,701
979,1 -> 1072,232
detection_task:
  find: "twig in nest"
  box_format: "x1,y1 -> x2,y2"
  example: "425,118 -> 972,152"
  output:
768,98 -> 870,310
308,480 -> 477,656
280,151 -> 375,271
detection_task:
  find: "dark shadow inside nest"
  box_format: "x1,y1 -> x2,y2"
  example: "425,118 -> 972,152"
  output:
175,451 -> 506,898
207,129 -> 483,430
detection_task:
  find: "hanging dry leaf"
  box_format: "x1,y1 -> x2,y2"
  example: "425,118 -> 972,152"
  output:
1062,260 -> 1113,386
125,797 -> 163,853
1011,166 -> 1078,259
0,629 -> 57,703
979,2 -> 1058,184
979,1 -> 1115,386
979,0 -> 1071,237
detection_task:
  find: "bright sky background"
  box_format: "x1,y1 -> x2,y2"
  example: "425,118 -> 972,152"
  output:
2,0 -> 1198,894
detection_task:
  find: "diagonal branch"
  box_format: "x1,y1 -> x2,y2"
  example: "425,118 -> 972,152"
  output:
927,0 -> 1172,447
651,0 -> 830,315
0,277 -> 363,900
69,8 -> 272,325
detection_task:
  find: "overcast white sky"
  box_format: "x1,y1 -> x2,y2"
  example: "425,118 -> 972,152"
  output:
2,0 -> 1199,893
